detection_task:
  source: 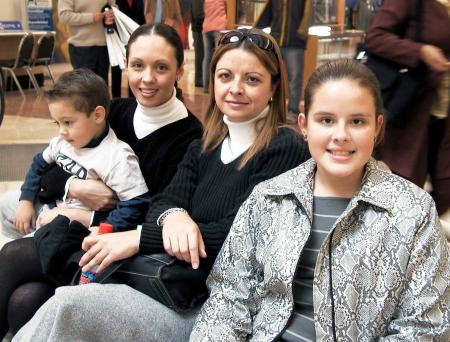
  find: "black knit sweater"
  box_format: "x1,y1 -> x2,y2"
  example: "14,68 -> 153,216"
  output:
107,98 -> 203,196
140,127 -> 310,264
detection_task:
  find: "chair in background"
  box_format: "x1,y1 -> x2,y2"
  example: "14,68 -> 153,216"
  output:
0,32 -> 38,98
32,32 -> 56,86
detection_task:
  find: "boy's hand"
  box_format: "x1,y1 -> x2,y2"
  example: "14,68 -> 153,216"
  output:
13,200 -> 36,235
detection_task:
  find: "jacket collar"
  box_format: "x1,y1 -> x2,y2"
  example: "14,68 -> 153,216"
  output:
261,158 -> 395,218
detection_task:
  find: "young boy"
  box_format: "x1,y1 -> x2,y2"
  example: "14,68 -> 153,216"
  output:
13,68 -> 149,235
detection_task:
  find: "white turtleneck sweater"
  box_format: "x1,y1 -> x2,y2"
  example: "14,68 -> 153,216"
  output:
133,88 -> 188,139
220,106 -> 269,164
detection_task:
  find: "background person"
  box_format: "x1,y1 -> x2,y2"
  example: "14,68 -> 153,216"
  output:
191,59 -> 449,341
13,28 -> 310,342
191,0 -> 204,87
144,0 -> 183,34
255,0 -> 312,123
202,0 -> 227,93
365,0 -> 450,218
58,0 -> 116,84
111,0 -> 146,98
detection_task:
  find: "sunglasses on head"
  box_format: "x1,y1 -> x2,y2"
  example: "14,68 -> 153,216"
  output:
218,29 -> 275,51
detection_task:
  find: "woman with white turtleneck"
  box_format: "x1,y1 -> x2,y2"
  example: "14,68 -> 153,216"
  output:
14,28 -> 308,341
0,24 -> 202,339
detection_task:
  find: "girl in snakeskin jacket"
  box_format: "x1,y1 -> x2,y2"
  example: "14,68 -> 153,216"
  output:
191,60 -> 450,341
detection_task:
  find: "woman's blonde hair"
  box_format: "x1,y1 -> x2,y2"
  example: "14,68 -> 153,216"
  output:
202,28 -> 288,169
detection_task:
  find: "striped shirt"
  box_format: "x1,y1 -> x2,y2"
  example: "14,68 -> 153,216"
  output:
280,196 -> 350,341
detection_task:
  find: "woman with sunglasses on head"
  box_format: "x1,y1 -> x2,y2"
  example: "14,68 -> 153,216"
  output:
191,59 -> 449,341
13,28 -> 309,341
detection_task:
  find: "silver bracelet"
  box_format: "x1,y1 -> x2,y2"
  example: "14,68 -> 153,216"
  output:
157,208 -> 188,227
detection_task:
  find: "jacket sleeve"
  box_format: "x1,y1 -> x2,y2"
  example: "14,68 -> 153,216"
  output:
364,0 -> 424,68
20,153 -> 51,201
254,0 -> 272,29
58,0 -> 97,26
190,190 -> 263,341
297,0 -> 313,39
139,139 -> 202,254
105,194 -> 151,231
380,198 -> 450,340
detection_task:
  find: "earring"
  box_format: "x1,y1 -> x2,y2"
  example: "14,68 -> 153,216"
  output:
303,134 -> 308,142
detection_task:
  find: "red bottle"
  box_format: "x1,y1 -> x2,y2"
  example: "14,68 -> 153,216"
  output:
78,223 -> 113,285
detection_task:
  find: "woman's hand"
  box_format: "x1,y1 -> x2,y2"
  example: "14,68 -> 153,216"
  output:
79,230 -> 140,274
162,211 -> 207,269
13,200 -> 36,235
420,45 -> 450,72
69,178 -> 118,211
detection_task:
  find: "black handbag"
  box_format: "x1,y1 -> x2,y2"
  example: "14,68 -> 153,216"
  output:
364,53 -> 425,126
72,253 -> 209,312
360,0 -> 425,126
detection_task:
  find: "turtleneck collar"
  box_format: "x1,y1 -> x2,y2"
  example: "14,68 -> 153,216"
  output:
221,106 -> 269,164
83,123 -> 109,148
133,87 -> 188,139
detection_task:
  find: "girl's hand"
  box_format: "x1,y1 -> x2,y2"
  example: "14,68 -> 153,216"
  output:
79,230 -> 140,274
13,200 -> 36,235
69,178 -> 117,211
162,211 -> 207,269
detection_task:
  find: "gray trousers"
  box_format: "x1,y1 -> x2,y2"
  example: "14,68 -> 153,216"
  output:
13,284 -> 200,342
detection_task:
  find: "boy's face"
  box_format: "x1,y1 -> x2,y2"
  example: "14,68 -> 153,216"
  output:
48,99 -> 105,149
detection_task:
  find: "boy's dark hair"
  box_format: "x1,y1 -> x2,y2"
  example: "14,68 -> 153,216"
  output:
44,68 -> 110,116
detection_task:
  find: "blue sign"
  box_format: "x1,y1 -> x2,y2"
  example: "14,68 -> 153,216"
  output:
28,8 -> 53,31
0,21 -> 23,31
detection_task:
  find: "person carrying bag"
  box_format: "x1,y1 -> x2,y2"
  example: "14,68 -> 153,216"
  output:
362,0 -> 425,127
365,0 -> 450,216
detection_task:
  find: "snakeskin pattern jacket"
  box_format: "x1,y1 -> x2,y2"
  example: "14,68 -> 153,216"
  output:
191,158 -> 450,341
